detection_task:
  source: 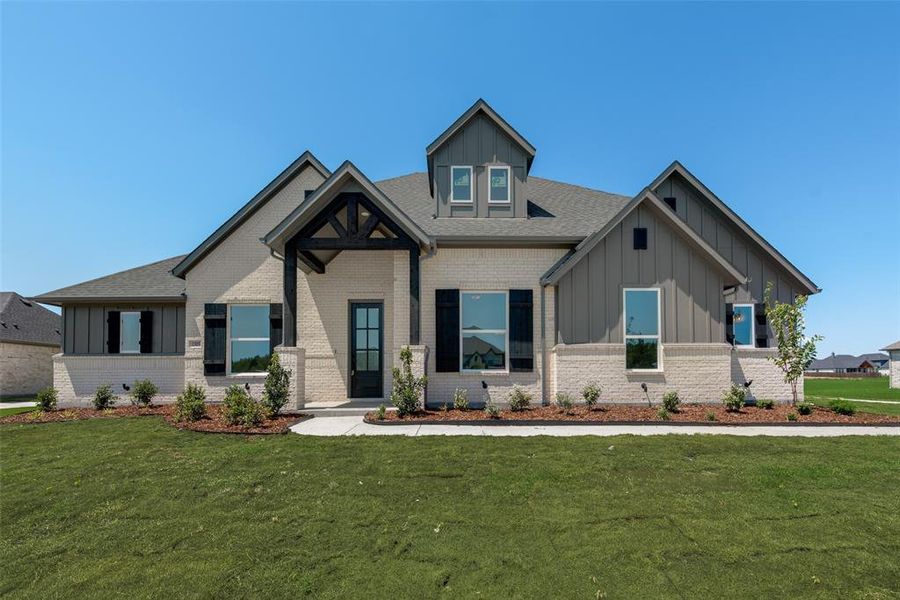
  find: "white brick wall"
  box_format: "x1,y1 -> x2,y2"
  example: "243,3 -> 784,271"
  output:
53,353 -> 185,406
0,342 -> 58,397
888,351 -> 900,389
731,348 -> 798,403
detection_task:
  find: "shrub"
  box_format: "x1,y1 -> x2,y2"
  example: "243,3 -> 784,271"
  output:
582,382 -> 601,408
484,398 -> 501,419
129,379 -> 158,406
174,383 -> 206,422
787,412 -> 798,422
706,411 -> 717,422
93,384 -> 117,410
829,399 -> 856,416
262,353 -> 291,416
755,398 -> 775,410
656,407 -> 670,421
721,384 -> 746,412
35,387 -> 58,412
556,392 -> 575,415
453,388 -> 469,411
797,402 -> 813,416
375,404 -> 386,421
223,385 -> 264,427
507,386 -> 532,412
391,346 -> 427,416
662,390 -> 680,413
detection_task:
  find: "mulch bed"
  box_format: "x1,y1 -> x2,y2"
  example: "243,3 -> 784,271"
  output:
0,403 -> 308,434
368,403 -> 900,425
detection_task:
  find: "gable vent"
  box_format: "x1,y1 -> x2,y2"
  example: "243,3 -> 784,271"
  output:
663,197 -> 677,211
633,227 -> 648,250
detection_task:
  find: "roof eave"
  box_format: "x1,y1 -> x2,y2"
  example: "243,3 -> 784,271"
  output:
31,295 -> 186,307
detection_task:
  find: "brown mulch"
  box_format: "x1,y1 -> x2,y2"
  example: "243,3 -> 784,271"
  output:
370,403 -> 900,425
0,403 -> 307,434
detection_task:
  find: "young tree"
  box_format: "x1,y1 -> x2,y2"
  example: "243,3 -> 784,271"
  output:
391,346 -> 427,416
764,283 -> 822,404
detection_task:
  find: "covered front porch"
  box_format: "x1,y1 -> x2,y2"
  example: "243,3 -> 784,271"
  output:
264,161 -> 432,409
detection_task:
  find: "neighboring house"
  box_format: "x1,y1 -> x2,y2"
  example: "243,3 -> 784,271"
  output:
881,341 -> 900,389
0,292 -> 61,397
807,353 -> 890,375
34,99 -> 820,408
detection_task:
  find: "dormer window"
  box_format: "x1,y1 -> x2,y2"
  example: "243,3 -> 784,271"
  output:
450,166 -> 473,203
488,166 -> 511,203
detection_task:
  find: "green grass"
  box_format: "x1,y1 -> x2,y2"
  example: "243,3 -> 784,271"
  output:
0,406 -> 35,417
2,418 -> 899,599
805,376 -> 900,401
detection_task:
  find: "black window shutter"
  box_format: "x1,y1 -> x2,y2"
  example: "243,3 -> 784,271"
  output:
204,303 -> 227,375
139,311 -> 154,354
633,227 -> 648,250
725,303 -> 735,345
269,303 -> 283,356
435,289 -> 459,372
754,303 -> 768,348
509,289 -> 534,372
107,310 -> 120,354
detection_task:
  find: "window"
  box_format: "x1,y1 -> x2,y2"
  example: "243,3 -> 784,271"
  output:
633,227 -> 648,250
120,312 -> 140,354
461,291 -> 507,371
624,288 -> 661,370
663,197 -> 677,211
732,304 -> 755,348
229,305 -> 270,374
450,166 -> 473,202
488,166 -> 511,203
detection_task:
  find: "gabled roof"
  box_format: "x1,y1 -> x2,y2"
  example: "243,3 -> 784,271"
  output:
0,292 -> 61,346
172,151 -> 330,278
651,161 -> 819,295
34,256 -> 187,305
541,188 -> 747,286
425,99 -> 536,195
263,161 -> 433,254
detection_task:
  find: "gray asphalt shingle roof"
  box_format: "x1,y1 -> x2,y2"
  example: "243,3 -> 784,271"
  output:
0,292 -> 61,346
34,256 -> 186,304
881,341 -> 900,352
808,353 -> 889,370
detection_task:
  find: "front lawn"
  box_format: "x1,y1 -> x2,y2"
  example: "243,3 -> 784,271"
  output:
1,418 -> 898,599
0,406 -> 36,418
805,376 -> 900,401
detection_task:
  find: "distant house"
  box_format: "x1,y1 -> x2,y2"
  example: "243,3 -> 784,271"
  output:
0,292 -> 61,397
881,341 -> 900,389
807,352 -> 890,375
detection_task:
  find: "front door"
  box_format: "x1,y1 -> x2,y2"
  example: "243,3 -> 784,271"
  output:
350,302 -> 383,398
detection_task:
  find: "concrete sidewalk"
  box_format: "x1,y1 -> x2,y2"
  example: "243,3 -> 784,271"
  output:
0,401 -> 37,409
290,416 -> 900,437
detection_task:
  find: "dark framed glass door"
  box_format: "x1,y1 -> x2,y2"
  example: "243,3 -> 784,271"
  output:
350,302 -> 383,398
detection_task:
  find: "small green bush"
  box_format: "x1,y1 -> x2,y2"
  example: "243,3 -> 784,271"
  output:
706,411 -> 717,422
755,398 -> 775,410
507,386 -> 532,412
582,382 -> 601,408
722,384 -> 746,412
656,407 -> 670,421
829,399 -> 856,416
484,399 -> 501,419
174,383 -> 206,422
130,379 -> 158,406
35,387 -> 58,412
93,384 -> 117,410
662,390 -> 680,413
223,385 -> 264,427
375,404 -> 386,421
787,412 -> 798,422
391,346 -> 427,416
453,388 -> 469,411
556,392 -> 575,415
262,353 -> 291,416
797,402 -> 813,416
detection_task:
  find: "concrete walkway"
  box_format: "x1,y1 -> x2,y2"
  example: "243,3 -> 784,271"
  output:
290,416 -> 900,437
0,401 -> 37,409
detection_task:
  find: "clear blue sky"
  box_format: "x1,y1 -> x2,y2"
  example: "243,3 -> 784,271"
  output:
2,2 -> 898,356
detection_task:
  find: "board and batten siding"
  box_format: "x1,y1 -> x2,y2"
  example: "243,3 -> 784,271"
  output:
556,203 -> 726,344
654,173 -> 804,305
433,112 -> 528,219
61,304 -> 185,355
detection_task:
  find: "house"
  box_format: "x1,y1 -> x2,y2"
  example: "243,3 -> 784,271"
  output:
0,292 -> 61,397
807,353 -> 890,375
34,99 -> 820,408
881,341 -> 900,389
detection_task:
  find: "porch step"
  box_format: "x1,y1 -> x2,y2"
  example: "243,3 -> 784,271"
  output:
301,400 -> 393,418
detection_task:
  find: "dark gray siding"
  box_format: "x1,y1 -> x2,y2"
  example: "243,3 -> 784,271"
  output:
61,304 -> 185,355
653,172 -> 803,305
556,203 -> 726,344
433,113 -> 528,219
